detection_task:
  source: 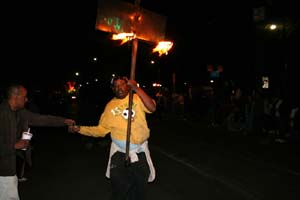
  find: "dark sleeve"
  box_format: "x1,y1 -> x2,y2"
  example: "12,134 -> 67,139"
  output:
20,109 -> 66,127
0,107 -> 16,156
0,112 -> 7,156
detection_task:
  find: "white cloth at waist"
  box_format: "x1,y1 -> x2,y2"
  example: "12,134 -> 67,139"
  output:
111,138 -> 141,152
105,140 -> 156,182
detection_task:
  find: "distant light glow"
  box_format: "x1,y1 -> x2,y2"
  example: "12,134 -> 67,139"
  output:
269,24 -> 277,30
152,83 -> 162,87
67,81 -> 76,93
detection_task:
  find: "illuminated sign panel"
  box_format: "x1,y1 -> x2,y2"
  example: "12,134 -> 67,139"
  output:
96,0 -> 166,43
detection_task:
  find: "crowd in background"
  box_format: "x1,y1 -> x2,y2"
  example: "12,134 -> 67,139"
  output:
149,80 -> 300,144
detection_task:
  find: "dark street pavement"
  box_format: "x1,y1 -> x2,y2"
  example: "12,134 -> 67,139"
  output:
19,116 -> 300,200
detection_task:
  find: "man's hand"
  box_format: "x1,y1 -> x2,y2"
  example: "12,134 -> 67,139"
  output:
15,139 -> 30,150
64,119 -> 76,126
68,125 -> 80,133
127,79 -> 138,91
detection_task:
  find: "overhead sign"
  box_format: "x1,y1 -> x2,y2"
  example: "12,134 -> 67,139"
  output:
95,0 -> 167,43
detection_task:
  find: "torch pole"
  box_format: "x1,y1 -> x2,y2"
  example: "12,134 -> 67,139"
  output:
125,0 -> 140,166
125,38 -> 138,166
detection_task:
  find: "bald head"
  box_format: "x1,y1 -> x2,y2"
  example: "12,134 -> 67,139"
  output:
6,84 -> 28,111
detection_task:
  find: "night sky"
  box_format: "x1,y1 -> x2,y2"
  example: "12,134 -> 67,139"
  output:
2,0 -> 299,90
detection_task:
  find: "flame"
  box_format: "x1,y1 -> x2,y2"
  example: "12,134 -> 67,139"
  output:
152,41 -> 173,56
112,33 -> 135,45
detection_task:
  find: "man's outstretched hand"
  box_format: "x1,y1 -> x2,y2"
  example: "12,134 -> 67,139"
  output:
68,125 -> 80,133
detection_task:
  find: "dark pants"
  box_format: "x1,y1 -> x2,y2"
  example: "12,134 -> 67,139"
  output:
110,151 -> 150,200
16,146 -> 32,180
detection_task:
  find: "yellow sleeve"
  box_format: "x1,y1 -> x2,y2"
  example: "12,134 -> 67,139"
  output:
79,111 -> 111,137
79,124 -> 110,137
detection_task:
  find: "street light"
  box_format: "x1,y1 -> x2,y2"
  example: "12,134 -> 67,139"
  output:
268,24 -> 277,30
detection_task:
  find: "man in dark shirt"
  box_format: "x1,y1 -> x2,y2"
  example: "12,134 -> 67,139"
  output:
0,84 -> 75,200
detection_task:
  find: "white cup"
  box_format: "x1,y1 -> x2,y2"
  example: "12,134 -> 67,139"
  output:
21,131 -> 33,150
22,131 -> 33,140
